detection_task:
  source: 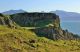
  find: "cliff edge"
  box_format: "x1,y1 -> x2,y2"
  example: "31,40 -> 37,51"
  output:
9,12 -> 80,40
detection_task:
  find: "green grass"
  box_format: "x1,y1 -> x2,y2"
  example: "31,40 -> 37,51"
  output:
0,25 -> 80,52
35,19 -> 54,27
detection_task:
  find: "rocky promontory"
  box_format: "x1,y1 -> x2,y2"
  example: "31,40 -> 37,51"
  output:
0,12 -> 80,40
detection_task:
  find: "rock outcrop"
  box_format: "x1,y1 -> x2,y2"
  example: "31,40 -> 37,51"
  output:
0,12 -> 79,40
10,12 -> 80,40
10,13 -> 60,27
0,13 -> 15,28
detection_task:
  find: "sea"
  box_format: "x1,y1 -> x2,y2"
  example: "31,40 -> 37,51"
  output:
61,22 -> 80,35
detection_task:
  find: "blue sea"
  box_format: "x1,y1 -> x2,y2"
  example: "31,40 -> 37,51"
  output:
61,22 -> 80,35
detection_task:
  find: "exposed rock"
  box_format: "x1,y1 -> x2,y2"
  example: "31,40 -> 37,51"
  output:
34,27 -> 79,40
10,13 -> 60,27
0,13 -> 15,28
0,12 -> 80,40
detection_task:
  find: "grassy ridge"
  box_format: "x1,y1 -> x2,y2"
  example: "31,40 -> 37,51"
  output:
0,26 -> 80,52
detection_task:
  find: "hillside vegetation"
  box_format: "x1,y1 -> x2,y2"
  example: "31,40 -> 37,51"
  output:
0,13 -> 80,52
0,26 -> 80,52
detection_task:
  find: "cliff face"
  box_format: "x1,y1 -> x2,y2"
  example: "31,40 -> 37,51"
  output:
11,13 -> 60,27
0,13 -> 79,40
35,27 -> 79,40
10,12 -> 80,40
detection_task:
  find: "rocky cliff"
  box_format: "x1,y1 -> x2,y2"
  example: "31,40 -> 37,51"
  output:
0,13 -> 79,40
10,13 -> 60,27
10,12 -> 80,40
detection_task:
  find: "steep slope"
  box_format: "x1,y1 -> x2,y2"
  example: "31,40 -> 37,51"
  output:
0,12 -> 80,52
0,26 -> 80,52
0,13 -> 16,28
10,12 -> 80,40
10,13 -> 60,27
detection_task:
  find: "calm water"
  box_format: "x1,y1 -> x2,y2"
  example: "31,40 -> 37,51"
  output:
61,22 -> 80,35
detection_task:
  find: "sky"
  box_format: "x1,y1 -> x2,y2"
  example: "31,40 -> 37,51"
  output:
0,0 -> 80,13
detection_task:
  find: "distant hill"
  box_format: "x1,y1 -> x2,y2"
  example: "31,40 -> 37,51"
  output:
50,10 -> 80,22
2,9 -> 26,15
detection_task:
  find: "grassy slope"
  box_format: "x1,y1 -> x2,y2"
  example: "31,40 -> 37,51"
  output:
0,26 -> 80,52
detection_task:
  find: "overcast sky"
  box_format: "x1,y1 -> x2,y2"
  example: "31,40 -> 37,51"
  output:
0,0 -> 80,13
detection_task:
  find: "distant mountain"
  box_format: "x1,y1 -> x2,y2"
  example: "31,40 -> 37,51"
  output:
2,9 -> 26,15
50,10 -> 80,22
2,10 -> 80,22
